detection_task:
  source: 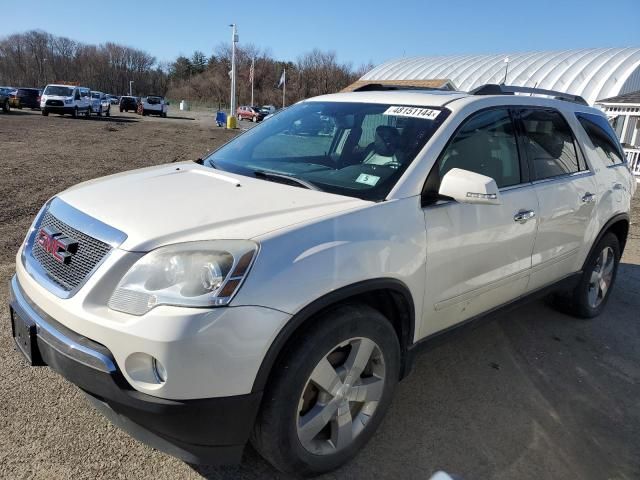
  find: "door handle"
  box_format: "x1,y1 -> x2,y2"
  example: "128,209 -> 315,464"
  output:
514,210 -> 536,224
581,192 -> 596,203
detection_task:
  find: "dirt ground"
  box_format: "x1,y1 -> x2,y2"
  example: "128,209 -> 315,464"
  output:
0,109 -> 639,480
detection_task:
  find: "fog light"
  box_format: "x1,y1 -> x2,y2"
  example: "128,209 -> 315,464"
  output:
152,357 -> 167,383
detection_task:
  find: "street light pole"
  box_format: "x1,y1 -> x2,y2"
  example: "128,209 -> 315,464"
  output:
129,80 -> 134,96
227,23 -> 238,129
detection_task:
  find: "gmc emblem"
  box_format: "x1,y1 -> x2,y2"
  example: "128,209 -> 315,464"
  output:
36,227 -> 78,265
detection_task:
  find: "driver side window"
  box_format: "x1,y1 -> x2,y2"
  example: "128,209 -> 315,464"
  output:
438,108 -> 521,188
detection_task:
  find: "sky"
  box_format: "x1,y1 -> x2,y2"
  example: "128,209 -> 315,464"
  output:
3,0 -> 639,68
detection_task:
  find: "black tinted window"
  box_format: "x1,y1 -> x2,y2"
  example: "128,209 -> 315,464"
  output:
438,108 -> 521,188
519,109 -> 580,180
577,113 -> 625,166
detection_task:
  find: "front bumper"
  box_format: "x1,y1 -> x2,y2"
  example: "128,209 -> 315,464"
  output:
43,105 -> 76,114
8,275 -> 262,464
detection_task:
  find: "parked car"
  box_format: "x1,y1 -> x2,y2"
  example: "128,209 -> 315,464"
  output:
8,88 -> 41,109
119,95 -> 138,112
259,105 -> 277,115
0,87 -> 11,113
8,84 -> 635,476
107,95 -> 119,105
237,105 -> 265,122
40,84 -> 91,117
140,95 -> 168,117
89,91 -> 110,116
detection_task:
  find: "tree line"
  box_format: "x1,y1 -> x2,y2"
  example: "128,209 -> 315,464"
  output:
0,30 -> 371,108
0,30 -> 167,96
167,44 -> 373,108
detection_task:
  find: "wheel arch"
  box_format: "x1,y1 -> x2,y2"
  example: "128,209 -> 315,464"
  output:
251,278 -> 416,393
584,213 -> 630,268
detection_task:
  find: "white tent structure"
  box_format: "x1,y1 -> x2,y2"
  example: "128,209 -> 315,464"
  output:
360,48 -> 640,105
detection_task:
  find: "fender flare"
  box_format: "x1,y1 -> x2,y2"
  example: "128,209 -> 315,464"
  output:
251,278 -> 416,393
582,212 -> 630,270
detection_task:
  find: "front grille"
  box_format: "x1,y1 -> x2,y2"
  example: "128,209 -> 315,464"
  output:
46,99 -> 63,106
31,212 -> 112,291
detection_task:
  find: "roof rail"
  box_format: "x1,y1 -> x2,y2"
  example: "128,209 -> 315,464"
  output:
352,83 -> 447,93
470,84 -> 588,106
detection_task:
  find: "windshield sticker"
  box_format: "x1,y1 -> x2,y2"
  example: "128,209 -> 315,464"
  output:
356,173 -> 380,186
383,106 -> 441,120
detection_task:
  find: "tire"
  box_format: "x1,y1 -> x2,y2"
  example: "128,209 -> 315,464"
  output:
2,100 -> 10,113
106,107 -> 110,117
97,108 -> 102,117
42,109 -> 49,116
252,116 -> 257,122
86,108 -> 92,118
554,232 -> 621,318
251,304 -> 400,476
72,107 -> 78,118
120,108 -> 124,112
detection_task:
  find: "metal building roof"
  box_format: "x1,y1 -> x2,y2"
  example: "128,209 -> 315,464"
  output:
360,48 -> 640,105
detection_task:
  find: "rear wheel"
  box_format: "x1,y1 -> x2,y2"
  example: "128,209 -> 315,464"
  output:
554,232 -> 620,318
41,109 -> 49,116
2,100 -> 10,113
251,304 -> 400,476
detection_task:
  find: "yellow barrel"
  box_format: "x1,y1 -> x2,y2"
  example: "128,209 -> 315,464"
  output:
226,116 -> 237,129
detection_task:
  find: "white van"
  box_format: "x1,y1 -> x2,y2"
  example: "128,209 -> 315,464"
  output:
41,84 -> 91,117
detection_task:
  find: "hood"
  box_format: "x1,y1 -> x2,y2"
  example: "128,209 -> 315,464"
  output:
58,163 -> 368,251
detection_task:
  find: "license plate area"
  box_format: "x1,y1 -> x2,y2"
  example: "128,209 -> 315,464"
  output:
10,308 -> 44,366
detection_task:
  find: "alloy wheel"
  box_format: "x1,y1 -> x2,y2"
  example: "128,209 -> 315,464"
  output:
297,337 -> 385,455
587,246 -> 615,308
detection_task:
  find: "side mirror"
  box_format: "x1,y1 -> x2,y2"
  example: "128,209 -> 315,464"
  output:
438,168 -> 502,205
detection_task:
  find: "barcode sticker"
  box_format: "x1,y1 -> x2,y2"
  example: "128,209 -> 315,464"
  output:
383,106 -> 440,120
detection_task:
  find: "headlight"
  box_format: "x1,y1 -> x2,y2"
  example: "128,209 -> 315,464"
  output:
108,240 -> 258,315
64,98 -> 73,104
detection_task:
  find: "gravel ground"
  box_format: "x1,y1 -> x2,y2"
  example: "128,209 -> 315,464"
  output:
0,109 -> 639,480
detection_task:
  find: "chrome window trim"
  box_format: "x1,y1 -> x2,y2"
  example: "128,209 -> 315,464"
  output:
606,162 -> 630,169
10,276 -> 117,373
531,170 -> 594,186
21,197 -> 127,299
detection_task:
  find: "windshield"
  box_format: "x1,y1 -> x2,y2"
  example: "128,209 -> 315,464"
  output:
44,86 -> 74,96
146,96 -> 162,104
203,101 -> 448,200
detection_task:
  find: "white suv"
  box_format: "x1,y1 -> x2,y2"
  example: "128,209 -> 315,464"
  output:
9,84 -> 635,476
40,84 -> 91,117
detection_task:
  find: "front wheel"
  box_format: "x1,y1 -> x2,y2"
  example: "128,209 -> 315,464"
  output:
41,109 -> 49,116
106,107 -> 110,117
554,232 -> 621,318
251,304 -> 400,476
72,107 -> 78,118
2,100 -> 10,113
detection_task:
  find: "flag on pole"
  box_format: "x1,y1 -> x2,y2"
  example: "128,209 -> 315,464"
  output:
278,69 -> 286,89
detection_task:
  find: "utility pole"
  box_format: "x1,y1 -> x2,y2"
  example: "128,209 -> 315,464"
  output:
282,68 -> 286,108
227,23 -> 238,129
250,57 -> 255,107
129,80 -> 134,96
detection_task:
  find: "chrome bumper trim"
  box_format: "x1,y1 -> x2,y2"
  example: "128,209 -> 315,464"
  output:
9,275 -> 117,373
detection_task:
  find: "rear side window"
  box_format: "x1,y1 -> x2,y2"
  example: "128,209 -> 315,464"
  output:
576,112 -> 625,166
438,108 -> 521,188
519,109 -> 581,180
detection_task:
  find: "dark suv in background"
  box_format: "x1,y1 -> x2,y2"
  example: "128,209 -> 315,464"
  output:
9,88 -> 41,110
119,96 -> 138,112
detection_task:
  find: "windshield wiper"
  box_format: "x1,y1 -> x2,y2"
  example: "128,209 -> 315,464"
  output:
253,170 -> 320,191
